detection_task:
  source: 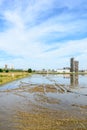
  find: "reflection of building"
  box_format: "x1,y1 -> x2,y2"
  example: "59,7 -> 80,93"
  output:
70,74 -> 79,87
70,58 -> 79,72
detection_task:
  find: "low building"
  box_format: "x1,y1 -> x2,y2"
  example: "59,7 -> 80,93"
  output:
57,68 -> 70,73
82,70 -> 87,73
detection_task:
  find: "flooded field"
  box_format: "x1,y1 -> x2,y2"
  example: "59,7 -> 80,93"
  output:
0,74 -> 87,130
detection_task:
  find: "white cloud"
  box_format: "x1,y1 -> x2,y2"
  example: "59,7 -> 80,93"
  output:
4,11 -> 24,29
0,0 -> 4,5
0,0 -> 87,69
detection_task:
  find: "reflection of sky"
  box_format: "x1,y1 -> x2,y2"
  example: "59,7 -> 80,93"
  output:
79,75 -> 87,85
0,74 -> 87,108
0,74 -> 87,94
47,74 -> 70,85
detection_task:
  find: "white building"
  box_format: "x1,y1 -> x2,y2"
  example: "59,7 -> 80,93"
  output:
56,68 -> 70,73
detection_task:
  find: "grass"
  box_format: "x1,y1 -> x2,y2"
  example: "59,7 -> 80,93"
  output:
0,72 -> 31,85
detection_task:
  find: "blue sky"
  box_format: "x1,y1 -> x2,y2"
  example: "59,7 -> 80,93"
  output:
0,0 -> 87,70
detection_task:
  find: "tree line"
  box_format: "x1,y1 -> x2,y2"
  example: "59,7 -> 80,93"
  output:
0,68 -> 33,73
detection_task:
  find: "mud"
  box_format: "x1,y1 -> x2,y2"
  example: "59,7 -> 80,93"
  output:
0,74 -> 87,130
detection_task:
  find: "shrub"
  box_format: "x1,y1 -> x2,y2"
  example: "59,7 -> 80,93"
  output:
28,68 -> 32,73
5,70 -> 9,73
0,68 -> 3,72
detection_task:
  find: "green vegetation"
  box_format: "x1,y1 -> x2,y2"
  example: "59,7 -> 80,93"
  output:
28,68 -> 32,73
0,67 -> 34,85
0,72 -> 31,85
5,69 -> 9,73
0,68 -> 3,72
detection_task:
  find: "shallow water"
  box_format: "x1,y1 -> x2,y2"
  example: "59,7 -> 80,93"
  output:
0,74 -> 87,130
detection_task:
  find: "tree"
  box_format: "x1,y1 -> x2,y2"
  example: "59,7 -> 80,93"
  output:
0,68 -> 3,72
28,68 -> 32,73
5,69 -> 9,73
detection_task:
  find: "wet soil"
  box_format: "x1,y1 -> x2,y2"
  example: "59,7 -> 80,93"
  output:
0,74 -> 87,130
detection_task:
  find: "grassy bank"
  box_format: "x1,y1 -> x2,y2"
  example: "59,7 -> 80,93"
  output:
0,72 -> 31,85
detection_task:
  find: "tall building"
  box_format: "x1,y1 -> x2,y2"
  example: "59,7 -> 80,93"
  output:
5,64 -> 8,70
75,61 -> 79,72
70,58 -> 75,72
70,58 -> 79,72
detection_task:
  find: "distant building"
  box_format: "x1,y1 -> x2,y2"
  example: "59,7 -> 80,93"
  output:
57,68 -> 70,73
70,58 -> 75,72
5,64 -> 8,70
70,58 -> 79,72
75,61 -> 79,72
11,65 -> 14,70
80,70 -> 87,73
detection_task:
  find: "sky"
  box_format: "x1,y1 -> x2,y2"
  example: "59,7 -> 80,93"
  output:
0,0 -> 87,70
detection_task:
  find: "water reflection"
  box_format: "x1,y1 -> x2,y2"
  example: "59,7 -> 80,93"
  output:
70,74 -> 79,87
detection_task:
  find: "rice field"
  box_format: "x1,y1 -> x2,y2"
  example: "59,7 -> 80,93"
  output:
0,74 -> 87,130
0,72 -> 30,85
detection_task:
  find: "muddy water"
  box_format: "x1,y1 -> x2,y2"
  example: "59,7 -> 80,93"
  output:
0,74 -> 87,130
